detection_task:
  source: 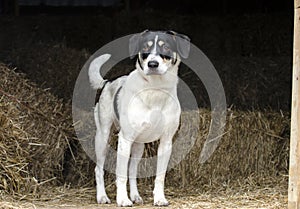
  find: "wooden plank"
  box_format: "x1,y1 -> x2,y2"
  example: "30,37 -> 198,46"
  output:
289,0 -> 300,208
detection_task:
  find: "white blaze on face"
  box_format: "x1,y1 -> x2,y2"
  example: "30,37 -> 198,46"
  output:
151,35 -> 158,54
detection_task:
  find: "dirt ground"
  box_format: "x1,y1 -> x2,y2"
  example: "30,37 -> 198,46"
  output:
0,184 -> 288,209
0,175 -> 288,209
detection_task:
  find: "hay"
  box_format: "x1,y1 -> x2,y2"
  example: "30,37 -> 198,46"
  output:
0,29 -> 291,203
179,56 -> 291,110
0,180 -> 288,208
64,108 -> 290,191
0,63 -> 74,196
0,201 -> 35,209
6,39 -> 291,111
0,63 -> 289,206
9,42 -> 90,101
0,13 -> 292,208
168,109 -> 289,188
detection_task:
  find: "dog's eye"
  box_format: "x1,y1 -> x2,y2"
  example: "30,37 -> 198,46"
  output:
143,46 -> 150,52
162,45 -> 170,52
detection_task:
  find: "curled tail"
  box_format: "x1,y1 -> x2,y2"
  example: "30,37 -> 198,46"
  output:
88,54 -> 111,89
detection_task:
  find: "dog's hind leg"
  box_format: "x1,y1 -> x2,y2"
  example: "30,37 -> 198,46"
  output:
94,103 -> 113,204
95,130 -> 111,204
129,142 -> 144,204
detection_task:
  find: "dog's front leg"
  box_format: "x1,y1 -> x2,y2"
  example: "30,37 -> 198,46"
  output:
153,138 -> 172,206
129,142 -> 144,204
116,132 -> 133,207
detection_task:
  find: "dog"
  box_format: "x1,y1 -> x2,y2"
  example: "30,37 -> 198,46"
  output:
88,30 -> 190,207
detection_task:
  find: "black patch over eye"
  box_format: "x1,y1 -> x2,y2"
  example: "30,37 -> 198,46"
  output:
159,54 -> 171,60
141,53 -> 150,60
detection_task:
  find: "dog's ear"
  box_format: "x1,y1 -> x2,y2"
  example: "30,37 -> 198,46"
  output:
129,30 -> 149,59
176,33 -> 191,59
167,31 -> 191,59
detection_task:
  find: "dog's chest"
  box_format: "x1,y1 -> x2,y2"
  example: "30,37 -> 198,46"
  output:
124,89 -> 180,143
137,89 -> 170,107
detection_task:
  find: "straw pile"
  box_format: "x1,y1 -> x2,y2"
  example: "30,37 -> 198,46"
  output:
7,40 -> 291,111
168,109 -> 290,188
0,63 -> 74,196
64,108 -> 290,189
0,61 -> 290,202
9,42 -> 90,100
0,44 -> 291,196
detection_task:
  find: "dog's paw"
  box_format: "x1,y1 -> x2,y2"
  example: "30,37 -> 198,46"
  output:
97,195 -> 111,204
154,197 -> 169,207
117,197 -> 133,207
131,195 -> 143,204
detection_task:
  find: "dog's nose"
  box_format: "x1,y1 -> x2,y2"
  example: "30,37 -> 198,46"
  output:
148,60 -> 159,68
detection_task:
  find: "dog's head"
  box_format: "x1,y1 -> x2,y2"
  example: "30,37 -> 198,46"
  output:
129,30 -> 190,76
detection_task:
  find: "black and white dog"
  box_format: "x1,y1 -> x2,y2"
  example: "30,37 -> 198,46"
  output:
88,30 -> 190,207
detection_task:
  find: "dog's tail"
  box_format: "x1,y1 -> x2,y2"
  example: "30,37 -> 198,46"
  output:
88,54 -> 111,89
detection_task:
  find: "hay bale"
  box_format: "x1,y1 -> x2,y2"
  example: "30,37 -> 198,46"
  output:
9,42 -> 90,100
168,109 -> 290,188
65,108 -> 289,189
0,63 -> 73,195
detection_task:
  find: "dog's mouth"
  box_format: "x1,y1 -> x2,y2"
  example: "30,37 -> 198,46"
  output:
145,69 -> 166,75
144,60 -> 167,75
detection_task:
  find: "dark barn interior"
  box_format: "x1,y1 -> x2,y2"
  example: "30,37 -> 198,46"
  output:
0,0 -> 294,208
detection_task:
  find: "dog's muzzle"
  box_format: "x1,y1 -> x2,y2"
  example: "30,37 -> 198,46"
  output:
148,60 -> 159,68
145,60 -> 166,75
